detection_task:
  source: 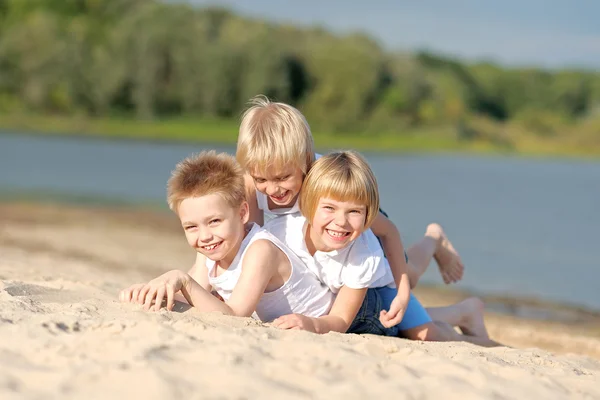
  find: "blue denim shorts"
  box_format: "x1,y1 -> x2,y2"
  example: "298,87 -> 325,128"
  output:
348,287 -> 432,336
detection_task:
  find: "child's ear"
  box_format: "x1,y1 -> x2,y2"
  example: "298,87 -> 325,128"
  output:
240,201 -> 250,224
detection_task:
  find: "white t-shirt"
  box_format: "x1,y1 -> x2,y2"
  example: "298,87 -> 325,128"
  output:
205,223 -> 334,321
264,214 -> 395,294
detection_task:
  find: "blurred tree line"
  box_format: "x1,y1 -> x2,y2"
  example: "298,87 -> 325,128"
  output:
0,0 -> 599,146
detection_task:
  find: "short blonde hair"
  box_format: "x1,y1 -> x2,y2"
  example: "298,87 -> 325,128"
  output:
236,95 -> 315,175
300,151 -> 379,230
167,151 -> 245,212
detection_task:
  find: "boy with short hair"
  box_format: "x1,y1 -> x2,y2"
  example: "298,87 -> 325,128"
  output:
120,151 -> 334,321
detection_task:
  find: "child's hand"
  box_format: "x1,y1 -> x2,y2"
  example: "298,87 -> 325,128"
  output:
119,283 -> 147,304
272,313 -> 317,333
136,270 -> 190,312
379,281 -> 410,328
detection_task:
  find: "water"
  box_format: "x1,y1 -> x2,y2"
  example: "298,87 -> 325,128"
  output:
1,133 -> 599,311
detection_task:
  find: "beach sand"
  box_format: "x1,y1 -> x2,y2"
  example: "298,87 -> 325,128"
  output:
1,202 -> 599,399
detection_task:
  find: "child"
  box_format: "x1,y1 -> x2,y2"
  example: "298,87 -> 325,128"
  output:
119,151 -> 335,320
266,151 -> 499,346
235,95 -> 463,326
119,152 -> 493,345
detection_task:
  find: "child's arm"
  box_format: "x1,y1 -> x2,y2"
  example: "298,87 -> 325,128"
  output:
244,173 -> 264,226
370,212 -> 411,327
272,286 -> 367,334
119,252 -> 213,305
187,252 -> 211,290
138,240 -> 280,316
173,252 -> 215,303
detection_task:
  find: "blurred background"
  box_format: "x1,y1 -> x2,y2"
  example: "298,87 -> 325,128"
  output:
0,1 -> 598,321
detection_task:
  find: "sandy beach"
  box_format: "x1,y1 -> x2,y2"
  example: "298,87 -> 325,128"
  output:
1,201 -> 599,399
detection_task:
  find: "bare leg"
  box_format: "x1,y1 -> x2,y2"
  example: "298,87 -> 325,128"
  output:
426,297 -> 489,338
405,235 -> 437,288
405,223 -> 464,287
400,321 -> 502,348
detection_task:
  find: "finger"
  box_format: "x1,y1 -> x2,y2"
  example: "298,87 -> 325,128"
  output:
380,310 -> 392,327
143,288 -> 156,311
119,290 -> 128,302
135,286 -> 149,304
272,317 -> 288,328
154,286 -> 166,312
166,286 -> 175,311
380,310 -> 389,321
274,320 -> 297,330
131,287 -> 141,303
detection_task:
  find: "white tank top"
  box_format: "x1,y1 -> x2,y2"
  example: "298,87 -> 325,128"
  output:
205,223 -> 333,322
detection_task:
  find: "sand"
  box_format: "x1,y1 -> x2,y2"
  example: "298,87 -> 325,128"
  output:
1,202 -> 599,399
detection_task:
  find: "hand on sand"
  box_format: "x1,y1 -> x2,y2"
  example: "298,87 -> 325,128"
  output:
119,283 -> 147,304
272,313 -> 317,333
130,270 -> 189,312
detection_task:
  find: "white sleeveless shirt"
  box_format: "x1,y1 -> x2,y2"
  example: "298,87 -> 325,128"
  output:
205,223 -> 334,322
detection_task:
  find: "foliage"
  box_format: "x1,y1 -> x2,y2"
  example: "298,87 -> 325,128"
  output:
0,0 -> 598,153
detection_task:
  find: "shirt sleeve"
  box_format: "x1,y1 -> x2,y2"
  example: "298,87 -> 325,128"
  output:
340,234 -> 387,289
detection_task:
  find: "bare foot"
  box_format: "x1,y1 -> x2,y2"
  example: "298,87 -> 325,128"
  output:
426,223 -> 464,284
457,297 -> 489,338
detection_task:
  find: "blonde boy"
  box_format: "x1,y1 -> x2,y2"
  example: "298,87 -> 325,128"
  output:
235,96 -> 464,329
268,151 -> 499,346
119,151 -> 333,321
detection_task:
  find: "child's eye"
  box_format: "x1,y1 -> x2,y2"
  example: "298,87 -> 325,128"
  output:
184,225 -> 197,231
323,206 -> 334,211
254,178 -> 266,184
209,219 -> 221,225
350,209 -> 362,214
278,175 -> 290,181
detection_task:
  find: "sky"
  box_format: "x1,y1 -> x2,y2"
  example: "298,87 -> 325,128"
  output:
185,0 -> 600,69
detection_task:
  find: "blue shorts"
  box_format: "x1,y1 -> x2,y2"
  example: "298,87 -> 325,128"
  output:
348,287 -> 432,336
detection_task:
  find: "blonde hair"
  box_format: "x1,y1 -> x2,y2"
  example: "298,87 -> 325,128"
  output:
167,151 -> 245,212
236,95 -> 315,175
300,151 -> 379,230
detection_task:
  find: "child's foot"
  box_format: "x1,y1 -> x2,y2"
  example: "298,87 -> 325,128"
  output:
457,297 -> 489,338
426,223 -> 464,284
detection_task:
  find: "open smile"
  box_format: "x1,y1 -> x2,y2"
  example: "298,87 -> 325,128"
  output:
270,191 -> 290,202
326,229 -> 351,242
201,241 -> 223,252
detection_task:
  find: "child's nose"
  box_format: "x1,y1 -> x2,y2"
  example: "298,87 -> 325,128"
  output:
198,227 -> 213,242
267,182 -> 279,195
334,212 -> 346,226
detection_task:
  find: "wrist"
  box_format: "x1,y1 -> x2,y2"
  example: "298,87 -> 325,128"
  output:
310,317 -> 322,334
182,273 -> 193,292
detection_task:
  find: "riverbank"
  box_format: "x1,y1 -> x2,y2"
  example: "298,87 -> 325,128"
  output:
2,114 -> 599,159
1,200 -> 599,399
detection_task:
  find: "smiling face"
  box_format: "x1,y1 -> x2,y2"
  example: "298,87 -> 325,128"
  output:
307,197 -> 367,253
250,166 -> 304,209
178,193 -> 249,268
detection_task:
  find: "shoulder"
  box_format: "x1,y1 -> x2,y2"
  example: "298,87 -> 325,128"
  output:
360,229 -> 384,253
347,231 -> 382,263
245,237 -> 282,264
